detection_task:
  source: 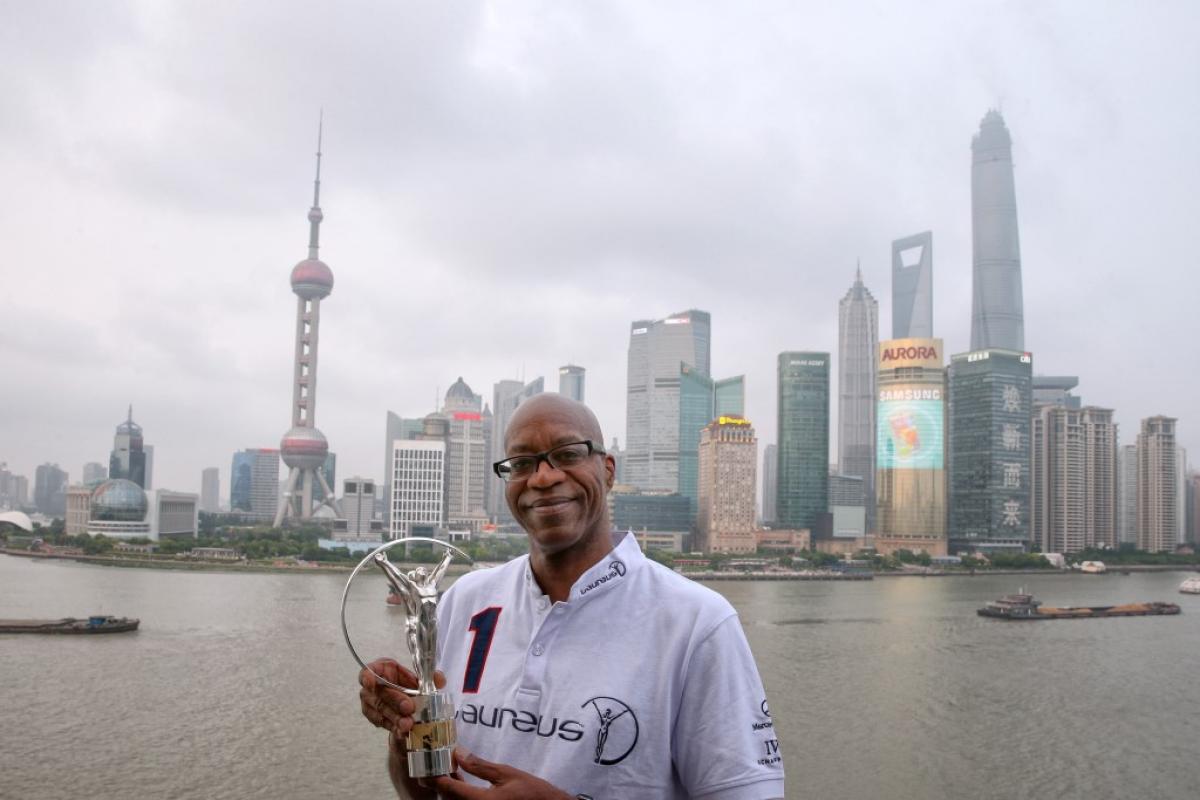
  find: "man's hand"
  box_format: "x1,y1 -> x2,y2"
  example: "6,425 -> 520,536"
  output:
359,659 -> 447,799
427,749 -> 574,799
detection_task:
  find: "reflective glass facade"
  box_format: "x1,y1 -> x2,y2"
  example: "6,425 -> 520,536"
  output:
777,352 -> 829,531
947,349 -> 1032,552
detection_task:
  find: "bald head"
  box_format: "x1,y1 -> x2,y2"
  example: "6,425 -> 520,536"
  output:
504,394 -> 604,453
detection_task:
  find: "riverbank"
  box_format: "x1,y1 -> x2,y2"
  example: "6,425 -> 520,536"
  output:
7,548 -> 1195,580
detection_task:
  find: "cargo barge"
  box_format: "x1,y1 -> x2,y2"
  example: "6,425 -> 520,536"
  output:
0,615 -> 140,634
978,593 -> 1180,620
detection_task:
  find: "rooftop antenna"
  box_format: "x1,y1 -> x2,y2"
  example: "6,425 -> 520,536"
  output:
307,110 -> 324,260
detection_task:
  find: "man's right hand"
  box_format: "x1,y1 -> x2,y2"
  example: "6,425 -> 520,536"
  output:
359,659 -> 448,798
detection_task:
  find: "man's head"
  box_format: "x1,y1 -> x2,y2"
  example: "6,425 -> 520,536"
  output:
499,394 -> 615,560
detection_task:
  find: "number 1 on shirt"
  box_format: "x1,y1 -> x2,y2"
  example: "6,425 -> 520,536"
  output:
463,607 -> 502,693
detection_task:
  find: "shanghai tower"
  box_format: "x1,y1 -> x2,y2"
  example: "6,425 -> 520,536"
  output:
970,110 -> 1024,351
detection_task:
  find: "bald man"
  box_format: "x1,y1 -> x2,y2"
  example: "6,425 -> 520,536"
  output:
359,395 -> 785,799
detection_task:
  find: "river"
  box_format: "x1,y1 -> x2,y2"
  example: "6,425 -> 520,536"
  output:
1,554 -> 1197,799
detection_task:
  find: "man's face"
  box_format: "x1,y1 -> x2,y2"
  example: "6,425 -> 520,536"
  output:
503,408 -> 614,559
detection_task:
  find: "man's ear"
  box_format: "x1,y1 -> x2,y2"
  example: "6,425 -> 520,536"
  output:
604,454 -> 616,489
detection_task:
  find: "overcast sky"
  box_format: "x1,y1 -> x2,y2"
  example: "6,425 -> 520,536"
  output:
2,1 -> 1197,499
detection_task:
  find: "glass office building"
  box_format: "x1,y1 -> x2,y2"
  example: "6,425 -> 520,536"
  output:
947,348 -> 1033,553
875,339 -> 946,556
776,352 -> 829,532
678,366 -> 745,514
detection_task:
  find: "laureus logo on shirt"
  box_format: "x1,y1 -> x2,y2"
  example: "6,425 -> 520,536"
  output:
578,560 -> 627,597
582,696 -> 639,765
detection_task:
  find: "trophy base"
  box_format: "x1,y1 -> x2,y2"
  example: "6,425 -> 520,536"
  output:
407,745 -> 455,779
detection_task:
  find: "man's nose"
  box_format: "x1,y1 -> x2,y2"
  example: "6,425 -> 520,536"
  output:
526,458 -> 564,487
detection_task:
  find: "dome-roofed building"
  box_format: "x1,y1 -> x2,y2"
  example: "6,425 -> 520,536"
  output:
87,479 -> 150,538
443,377 -> 481,413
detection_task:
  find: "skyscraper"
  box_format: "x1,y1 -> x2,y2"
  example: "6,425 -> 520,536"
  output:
82,462 -> 107,485
488,377 -> 543,522
1032,376 -> 1081,410
776,352 -> 829,533
200,467 -> 220,513
696,416 -> 758,554
625,310 -> 711,492
109,406 -> 147,488
1137,416 -> 1178,553
947,347 -> 1033,553
389,439 -> 446,539
838,267 -> 879,530
970,110 -> 1025,351
1118,444 -> 1138,545
339,477 -> 378,541
761,444 -> 778,525
1031,406 -> 1118,553
558,365 -> 586,403
275,120 -> 341,527
34,463 -> 68,516
231,449 -> 279,521
891,233 -> 933,339
442,378 -> 489,531
875,339 -> 946,556
143,445 -> 155,491
678,365 -> 745,514
383,412 -> 428,528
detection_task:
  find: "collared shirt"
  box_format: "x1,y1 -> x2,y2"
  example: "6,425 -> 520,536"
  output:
436,532 -> 785,799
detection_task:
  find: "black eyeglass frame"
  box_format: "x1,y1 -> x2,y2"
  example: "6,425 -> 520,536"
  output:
492,440 -> 607,482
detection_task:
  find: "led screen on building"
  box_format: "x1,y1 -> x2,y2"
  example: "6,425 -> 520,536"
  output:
877,398 -> 943,469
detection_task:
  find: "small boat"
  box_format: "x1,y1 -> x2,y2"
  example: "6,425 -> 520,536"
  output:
386,586 -> 405,606
0,615 -> 140,634
978,593 -> 1179,621
1079,561 -> 1107,574
1179,576 -> 1200,595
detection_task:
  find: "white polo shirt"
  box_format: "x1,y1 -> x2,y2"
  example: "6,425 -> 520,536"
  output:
436,532 -> 785,799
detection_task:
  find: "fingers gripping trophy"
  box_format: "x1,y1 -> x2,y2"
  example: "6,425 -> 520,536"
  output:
341,537 -> 471,778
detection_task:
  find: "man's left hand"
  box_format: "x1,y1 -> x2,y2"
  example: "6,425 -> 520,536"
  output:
425,749 -> 574,799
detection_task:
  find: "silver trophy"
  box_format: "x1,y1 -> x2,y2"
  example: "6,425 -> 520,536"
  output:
341,537 -> 472,778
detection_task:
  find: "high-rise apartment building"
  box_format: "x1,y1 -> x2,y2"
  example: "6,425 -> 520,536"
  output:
1118,444 -> 1138,545
761,444 -> 778,525
82,462 -> 107,485
143,445 -> 155,491
776,352 -> 829,533
488,378 -> 543,522
109,407 -> 147,488
625,310 -> 711,492
875,339 -> 946,556
65,485 -> 92,535
970,110 -> 1025,351
230,449 -> 279,521
1177,447 -> 1188,547
1187,471 -> 1200,546
200,467 -> 220,513
1136,416 -> 1178,553
558,365 -> 586,403
34,463 -> 68,516
442,378 -> 489,531
891,233 -> 933,339
389,439 -> 446,539
696,416 -> 758,554
1030,406 -> 1118,553
678,366 -> 745,514
948,348 -> 1033,553
839,267 -> 879,530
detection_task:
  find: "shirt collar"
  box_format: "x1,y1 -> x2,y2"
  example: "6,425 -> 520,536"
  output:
522,531 -> 643,604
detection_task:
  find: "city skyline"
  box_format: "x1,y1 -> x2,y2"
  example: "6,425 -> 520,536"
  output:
2,3 -> 1198,496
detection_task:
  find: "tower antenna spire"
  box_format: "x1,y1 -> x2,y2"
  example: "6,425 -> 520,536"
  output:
856,258 -> 862,284
307,110 -> 324,259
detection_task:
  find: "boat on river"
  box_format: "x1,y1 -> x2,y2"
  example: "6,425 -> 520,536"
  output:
1079,561 -> 1108,574
978,593 -> 1180,621
1179,576 -> 1200,595
0,615 -> 140,634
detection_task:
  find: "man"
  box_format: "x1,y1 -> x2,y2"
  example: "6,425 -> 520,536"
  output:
359,394 -> 784,799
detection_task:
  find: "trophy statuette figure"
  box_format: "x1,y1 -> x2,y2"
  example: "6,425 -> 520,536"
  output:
341,537 -> 472,778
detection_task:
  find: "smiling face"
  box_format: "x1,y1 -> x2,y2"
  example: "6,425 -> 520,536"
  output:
503,395 -> 615,564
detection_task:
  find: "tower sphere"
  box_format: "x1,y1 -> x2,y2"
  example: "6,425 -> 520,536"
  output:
290,258 -> 334,299
280,425 -> 329,469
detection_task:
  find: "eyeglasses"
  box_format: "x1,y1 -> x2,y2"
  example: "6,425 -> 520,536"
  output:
493,440 -> 606,482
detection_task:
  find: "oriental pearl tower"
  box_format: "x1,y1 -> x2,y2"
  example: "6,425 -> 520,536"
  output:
274,121 -> 342,527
